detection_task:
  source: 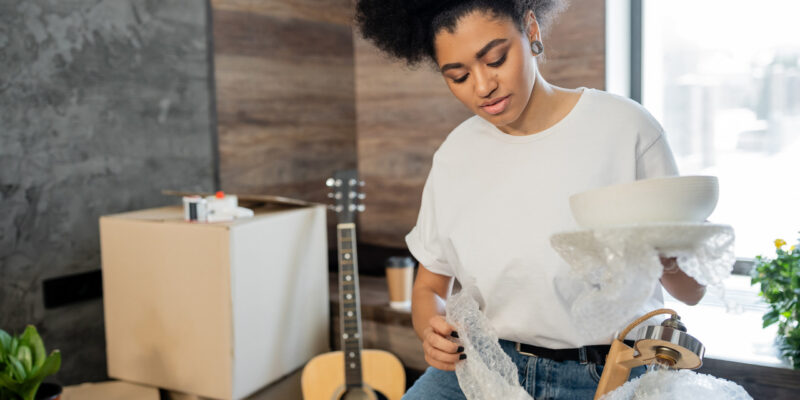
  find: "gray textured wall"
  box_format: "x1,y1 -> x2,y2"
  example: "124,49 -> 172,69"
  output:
0,0 -> 216,384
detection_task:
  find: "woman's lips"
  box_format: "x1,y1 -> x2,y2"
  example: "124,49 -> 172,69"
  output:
480,95 -> 510,115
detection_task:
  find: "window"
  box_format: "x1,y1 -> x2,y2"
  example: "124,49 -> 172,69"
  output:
641,0 -> 800,259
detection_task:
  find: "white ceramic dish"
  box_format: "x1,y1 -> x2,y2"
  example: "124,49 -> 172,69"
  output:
569,175 -> 719,228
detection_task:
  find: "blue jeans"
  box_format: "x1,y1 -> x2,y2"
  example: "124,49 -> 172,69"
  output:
403,340 -> 645,400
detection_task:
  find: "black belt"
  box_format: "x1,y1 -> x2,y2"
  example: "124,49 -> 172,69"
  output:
514,340 -> 635,365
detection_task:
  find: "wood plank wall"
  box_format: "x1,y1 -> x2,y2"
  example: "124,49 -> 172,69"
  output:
211,0 -> 357,206
211,0 -> 605,249
354,0 -> 606,247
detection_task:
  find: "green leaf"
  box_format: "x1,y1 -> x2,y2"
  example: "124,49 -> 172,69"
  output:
763,309 -> 780,327
15,345 -> 32,374
18,327 -> 45,370
26,350 -> 60,383
9,338 -> 18,359
0,373 -> 23,398
6,355 -> 26,381
0,330 -> 10,359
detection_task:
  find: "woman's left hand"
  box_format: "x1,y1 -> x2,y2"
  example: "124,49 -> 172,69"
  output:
659,256 -> 706,305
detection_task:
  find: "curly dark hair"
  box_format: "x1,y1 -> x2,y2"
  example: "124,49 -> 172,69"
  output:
355,0 -> 567,66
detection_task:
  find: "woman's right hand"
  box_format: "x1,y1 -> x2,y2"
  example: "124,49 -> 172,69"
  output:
422,315 -> 465,371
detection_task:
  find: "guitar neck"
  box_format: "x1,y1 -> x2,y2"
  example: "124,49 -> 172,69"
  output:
338,222 -> 364,388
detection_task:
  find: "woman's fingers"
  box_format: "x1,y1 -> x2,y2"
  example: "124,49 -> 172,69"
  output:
425,354 -> 457,371
427,329 -> 460,354
423,338 -> 462,363
422,321 -> 466,371
429,315 -> 457,338
425,355 -> 456,371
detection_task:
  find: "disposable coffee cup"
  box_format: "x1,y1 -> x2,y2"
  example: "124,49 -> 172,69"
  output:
385,256 -> 415,310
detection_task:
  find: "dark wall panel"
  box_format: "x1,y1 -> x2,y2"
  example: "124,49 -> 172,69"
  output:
0,0 -> 215,384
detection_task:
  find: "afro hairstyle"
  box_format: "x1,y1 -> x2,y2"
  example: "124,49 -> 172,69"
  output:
354,0 -> 567,66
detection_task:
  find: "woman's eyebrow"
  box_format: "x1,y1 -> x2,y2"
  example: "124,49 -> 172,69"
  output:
439,38 -> 509,73
475,38 -> 508,59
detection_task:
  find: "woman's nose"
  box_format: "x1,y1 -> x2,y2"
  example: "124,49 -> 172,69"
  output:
474,69 -> 498,99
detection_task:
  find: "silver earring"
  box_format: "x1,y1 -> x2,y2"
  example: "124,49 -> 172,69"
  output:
531,40 -> 544,55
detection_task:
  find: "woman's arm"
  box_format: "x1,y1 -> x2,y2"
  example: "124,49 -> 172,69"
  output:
412,264 -> 463,371
411,264 -> 452,340
659,256 -> 706,305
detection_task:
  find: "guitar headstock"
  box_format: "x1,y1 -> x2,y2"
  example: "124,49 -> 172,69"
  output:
326,169 -> 365,224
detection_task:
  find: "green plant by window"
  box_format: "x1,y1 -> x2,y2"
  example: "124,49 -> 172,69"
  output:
751,235 -> 800,369
0,326 -> 61,400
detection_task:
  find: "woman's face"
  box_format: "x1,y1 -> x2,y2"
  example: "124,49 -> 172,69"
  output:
434,11 -> 538,126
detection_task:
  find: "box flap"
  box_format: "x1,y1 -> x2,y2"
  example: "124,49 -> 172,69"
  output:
62,381 -> 160,400
162,190 -> 323,208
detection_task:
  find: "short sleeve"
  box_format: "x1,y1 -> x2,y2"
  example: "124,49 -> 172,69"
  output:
404,170 -> 454,277
635,115 -> 679,179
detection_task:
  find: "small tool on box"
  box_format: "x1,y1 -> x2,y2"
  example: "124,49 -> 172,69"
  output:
182,191 -> 254,223
594,308 -> 705,399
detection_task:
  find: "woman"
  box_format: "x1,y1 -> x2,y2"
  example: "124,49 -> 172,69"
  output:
355,1 -> 706,399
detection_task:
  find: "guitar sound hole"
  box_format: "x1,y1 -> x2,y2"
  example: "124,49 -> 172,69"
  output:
340,387 -> 389,400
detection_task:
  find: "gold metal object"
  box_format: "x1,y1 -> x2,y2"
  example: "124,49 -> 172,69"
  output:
593,309 -> 705,399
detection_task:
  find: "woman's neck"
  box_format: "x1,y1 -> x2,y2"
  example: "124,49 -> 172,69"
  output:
495,75 -> 580,136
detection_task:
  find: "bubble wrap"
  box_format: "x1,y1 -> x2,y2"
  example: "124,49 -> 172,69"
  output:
601,368 -> 752,400
550,223 -> 735,338
445,283 -> 532,400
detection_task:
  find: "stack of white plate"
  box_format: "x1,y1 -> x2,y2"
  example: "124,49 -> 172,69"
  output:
569,176 -> 719,228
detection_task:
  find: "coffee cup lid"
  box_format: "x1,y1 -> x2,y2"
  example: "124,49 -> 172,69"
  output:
386,256 -> 415,268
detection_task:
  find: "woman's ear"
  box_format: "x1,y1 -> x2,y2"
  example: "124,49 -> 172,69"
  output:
526,10 -> 541,42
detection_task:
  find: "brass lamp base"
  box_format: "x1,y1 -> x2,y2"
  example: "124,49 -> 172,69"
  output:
593,310 -> 704,400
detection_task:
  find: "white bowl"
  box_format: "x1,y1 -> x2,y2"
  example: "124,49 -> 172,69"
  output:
569,176 -> 719,228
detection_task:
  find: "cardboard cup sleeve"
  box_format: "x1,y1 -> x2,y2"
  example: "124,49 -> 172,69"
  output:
385,256 -> 415,310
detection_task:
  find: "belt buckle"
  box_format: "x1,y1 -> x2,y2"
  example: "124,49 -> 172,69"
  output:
515,342 -> 536,357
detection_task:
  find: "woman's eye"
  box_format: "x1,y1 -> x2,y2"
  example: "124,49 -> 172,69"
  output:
453,74 -> 469,84
488,53 -> 507,67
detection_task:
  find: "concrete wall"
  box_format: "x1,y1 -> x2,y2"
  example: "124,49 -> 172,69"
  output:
0,0 -> 215,384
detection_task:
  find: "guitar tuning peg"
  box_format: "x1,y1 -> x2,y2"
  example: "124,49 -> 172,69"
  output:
349,191 -> 357,199
335,179 -> 343,187
357,204 -> 366,212
327,192 -> 334,198
348,204 -> 357,212
335,192 -> 343,200
359,180 -> 365,187
348,178 -> 358,186
335,205 -> 344,213
326,178 -> 335,187
358,193 -> 366,200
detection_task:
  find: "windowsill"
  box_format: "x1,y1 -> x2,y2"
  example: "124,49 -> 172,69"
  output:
663,274 -> 791,369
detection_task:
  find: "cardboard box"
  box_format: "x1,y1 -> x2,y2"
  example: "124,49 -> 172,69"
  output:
100,204 -> 329,400
62,381 -> 160,400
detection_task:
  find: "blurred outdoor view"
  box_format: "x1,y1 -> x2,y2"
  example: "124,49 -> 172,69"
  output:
643,0 -> 800,260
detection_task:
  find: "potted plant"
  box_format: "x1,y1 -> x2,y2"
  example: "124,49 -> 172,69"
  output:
0,326 -> 61,400
751,235 -> 800,369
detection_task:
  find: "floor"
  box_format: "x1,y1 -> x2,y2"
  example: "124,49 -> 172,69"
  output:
245,368 -> 303,400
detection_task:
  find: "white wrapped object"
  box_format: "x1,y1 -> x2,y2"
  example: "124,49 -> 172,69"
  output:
445,283 -> 532,400
550,223 -> 735,338
601,368 -> 752,400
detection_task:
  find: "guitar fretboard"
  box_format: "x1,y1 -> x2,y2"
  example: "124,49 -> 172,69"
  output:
338,223 -> 364,388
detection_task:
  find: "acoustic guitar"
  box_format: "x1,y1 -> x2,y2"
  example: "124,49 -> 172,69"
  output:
301,170 -> 406,400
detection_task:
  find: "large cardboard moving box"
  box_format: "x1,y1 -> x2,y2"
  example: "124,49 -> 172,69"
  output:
100,205 -> 328,400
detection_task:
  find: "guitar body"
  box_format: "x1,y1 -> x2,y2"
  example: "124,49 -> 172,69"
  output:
301,349 -> 405,400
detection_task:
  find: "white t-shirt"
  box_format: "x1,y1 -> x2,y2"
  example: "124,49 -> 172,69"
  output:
405,88 -> 679,348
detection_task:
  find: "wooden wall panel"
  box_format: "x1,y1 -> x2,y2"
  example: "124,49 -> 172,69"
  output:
539,0 -> 606,90
354,33 -> 472,247
354,0 -> 607,247
212,0 -> 356,206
